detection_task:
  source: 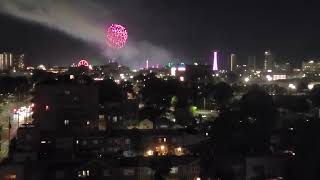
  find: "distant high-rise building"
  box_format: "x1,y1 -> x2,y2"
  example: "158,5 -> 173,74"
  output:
13,54 -> 25,71
248,56 -> 256,70
212,51 -> 218,71
230,53 -> 236,71
0,52 -> 25,71
264,50 -> 273,71
0,52 -> 13,71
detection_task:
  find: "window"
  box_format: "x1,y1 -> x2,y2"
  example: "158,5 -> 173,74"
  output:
73,96 -> 79,102
125,138 -> 130,144
64,120 -> 69,125
82,140 -> 87,145
123,169 -> 135,176
77,170 -> 90,178
93,140 -> 98,144
64,90 -> 71,95
113,116 -> 117,122
4,175 -> 16,180
170,167 -> 178,174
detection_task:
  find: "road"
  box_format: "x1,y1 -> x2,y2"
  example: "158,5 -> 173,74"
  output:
0,97 -> 32,160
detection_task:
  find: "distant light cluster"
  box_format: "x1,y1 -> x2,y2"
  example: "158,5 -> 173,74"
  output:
106,24 -> 128,49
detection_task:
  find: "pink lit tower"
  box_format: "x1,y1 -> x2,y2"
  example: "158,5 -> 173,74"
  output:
212,50 -> 218,71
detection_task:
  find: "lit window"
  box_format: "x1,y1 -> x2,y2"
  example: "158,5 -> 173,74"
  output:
82,140 -> 87,145
64,90 -> 70,95
93,140 -> 98,144
123,169 -> 135,176
177,147 -> 182,152
163,138 -> 167,142
40,140 -> 46,144
4,175 -> 16,180
76,140 -> 79,144
64,120 -> 69,125
145,149 -> 154,157
77,170 -> 90,178
45,105 -> 49,111
170,167 -> 178,174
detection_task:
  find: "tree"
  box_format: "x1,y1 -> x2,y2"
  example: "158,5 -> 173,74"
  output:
96,79 -> 123,104
150,158 -> 172,180
239,85 -> 276,152
210,82 -> 233,108
310,84 -> 320,107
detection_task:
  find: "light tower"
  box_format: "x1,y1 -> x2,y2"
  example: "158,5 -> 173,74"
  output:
146,59 -> 149,69
230,53 -> 236,71
264,50 -> 273,71
212,51 -> 218,71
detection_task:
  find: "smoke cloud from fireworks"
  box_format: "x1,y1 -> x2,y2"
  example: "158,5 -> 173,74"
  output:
0,0 -> 172,68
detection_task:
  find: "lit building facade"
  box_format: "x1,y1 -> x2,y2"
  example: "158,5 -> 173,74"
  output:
0,52 -> 12,71
0,52 -> 25,71
264,50 -> 273,71
230,53 -> 236,71
302,60 -> 320,73
32,76 -> 99,132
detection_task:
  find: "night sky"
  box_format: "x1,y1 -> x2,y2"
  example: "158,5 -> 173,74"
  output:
0,0 -> 320,68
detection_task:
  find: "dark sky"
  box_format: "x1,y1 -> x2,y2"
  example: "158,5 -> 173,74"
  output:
0,0 -> 320,68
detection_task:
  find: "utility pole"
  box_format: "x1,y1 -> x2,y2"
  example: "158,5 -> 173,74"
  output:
8,117 -> 11,147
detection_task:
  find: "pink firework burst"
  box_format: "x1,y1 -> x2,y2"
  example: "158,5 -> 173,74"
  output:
106,24 -> 128,49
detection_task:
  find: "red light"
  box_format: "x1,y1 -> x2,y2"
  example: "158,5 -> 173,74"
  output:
78,60 -> 89,67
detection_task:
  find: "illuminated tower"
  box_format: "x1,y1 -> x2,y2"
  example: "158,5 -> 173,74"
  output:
230,53 -> 236,71
146,59 -> 149,69
212,51 -> 218,71
248,55 -> 256,70
264,50 -> 273,71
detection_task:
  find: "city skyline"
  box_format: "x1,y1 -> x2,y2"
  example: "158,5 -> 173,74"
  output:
0,1 -> 320,68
